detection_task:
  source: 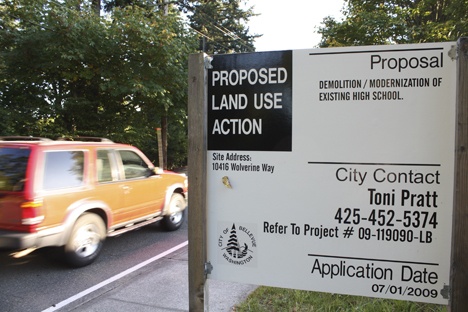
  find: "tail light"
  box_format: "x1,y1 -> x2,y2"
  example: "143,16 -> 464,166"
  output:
20,199 -> 44,232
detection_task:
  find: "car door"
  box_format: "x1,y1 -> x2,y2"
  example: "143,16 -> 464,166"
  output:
115,149 -> 165,221
94,148 -> 124,225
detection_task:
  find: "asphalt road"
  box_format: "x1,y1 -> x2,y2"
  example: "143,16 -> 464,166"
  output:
0,217 -> 188,312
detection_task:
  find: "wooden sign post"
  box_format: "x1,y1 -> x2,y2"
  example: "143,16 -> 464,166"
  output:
450,37 -> 468,312
188,53 -> 207,312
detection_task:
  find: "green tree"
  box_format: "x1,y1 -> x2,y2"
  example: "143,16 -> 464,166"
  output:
0,0 -> 197,168
317,0 -> 468,47
182,0 -> 259,54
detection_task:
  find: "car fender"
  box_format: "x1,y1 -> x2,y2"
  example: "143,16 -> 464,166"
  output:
59,199 -> 112,245
162,183 -> 187,216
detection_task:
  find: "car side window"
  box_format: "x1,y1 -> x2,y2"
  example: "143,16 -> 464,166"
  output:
96,150 -> 114,183
43,151 -> 84,190
118,150 -> 148,179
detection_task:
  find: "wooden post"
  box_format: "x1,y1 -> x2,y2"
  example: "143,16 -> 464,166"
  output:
161,116 -> 168,169
156,128 -> 164,168
188,53 -> 207,312
450,37 -> 468,311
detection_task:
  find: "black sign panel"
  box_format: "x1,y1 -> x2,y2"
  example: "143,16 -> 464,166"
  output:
207,51 -> 292,151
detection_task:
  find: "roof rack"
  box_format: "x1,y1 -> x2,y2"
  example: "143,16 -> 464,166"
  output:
56,137 -> 114,143
0,136 -> 52,141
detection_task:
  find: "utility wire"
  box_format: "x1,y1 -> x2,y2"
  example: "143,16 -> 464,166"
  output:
2,0 -> 255,52
175,1 -> 255,52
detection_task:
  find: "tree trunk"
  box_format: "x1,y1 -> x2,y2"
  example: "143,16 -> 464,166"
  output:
92,0 -> 100,16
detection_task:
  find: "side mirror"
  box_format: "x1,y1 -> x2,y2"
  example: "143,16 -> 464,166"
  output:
146,167 -> 164,177
144,168 -> 154,177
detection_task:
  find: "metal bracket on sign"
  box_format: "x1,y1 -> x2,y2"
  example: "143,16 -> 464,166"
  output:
440,284 -> 450,299
204,261 -> 213,276
448,44 -> 457,61
204,56 -> 213,69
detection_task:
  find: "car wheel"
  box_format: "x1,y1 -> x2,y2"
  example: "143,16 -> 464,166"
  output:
64,213 -> 106,267
162,193 -> 186,231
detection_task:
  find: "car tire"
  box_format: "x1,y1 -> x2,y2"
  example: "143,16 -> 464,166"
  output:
64,213 -> 106,267
162,193 -> 186,231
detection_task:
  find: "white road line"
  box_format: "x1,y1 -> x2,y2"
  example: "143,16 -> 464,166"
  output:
41,240 -> 189,312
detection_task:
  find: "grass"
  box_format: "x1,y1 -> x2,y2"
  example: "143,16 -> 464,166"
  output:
234,286 -> 447,312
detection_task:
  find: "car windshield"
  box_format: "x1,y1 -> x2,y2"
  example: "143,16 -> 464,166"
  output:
0,147 -> 30,191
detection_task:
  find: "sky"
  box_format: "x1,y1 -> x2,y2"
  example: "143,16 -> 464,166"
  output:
246,0 -> 345,51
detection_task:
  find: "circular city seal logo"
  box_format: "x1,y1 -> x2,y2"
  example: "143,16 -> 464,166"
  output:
218,223 -> 257,267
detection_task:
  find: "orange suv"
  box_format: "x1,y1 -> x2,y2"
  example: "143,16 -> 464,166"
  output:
0,137 -> 187,267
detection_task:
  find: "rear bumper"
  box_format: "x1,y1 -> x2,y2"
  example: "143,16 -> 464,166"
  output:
0,226 -> 64,250
0,230 -> 39,250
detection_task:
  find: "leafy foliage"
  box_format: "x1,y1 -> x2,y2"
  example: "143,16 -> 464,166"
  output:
318,0 -> 468,47
0,0 -> 197,167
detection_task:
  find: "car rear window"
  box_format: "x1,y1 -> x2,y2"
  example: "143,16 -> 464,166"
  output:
43,151 -> 84,190
0,147 -> 30,191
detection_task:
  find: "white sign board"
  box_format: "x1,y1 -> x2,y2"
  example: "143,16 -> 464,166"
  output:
206,42 -> 457,304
